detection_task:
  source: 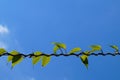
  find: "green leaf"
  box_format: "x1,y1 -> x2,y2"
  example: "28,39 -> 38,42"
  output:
7,50 -> 19,62
80,51 -> 91,69
52,42 -> 66,53
42,56 -> 51,67
84,51 -> 92,55
69,47 -> 81,54
110,45 -> 119,52
90,45 -> 101,52
53,46 -> 59,54
32,51 -> 42,65
0,48 -> 6,55
59,43 -> 66,49
7,50 -> 23,68
80,55 -> 88,69
12,55 -> 23,68
52,42 -> 66,49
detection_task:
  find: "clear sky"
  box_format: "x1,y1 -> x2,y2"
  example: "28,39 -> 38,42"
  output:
0,0 -> 120,80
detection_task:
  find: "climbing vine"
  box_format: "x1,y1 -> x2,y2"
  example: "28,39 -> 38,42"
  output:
0,42 -> 119,69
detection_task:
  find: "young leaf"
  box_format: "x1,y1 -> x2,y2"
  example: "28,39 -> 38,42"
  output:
80,55 -> 88,69
53,46 -> 59,54
83,51 -> 92,55
8,50 -> 19,62
32,51 -> 42,65
90,45 -> 101,52
69,47 -> 81,54
59,43 -> 66,49
42,56 -> 51,67
52,42 -> 66,53
110,45 -> 119,52
12,55 -> 23,68
80,51 -> 91,69
7,50 -> 23,68
52,42 -> 66,49
0,48 -> 6,55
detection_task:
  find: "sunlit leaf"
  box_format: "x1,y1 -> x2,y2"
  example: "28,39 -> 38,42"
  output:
52,42 -> 66,49
53,46 -> 59,54
7,50 -> 19,62
0,48 -> 6,55
42,56 -> 51,67
59,43 -> 66,49
12,55 -> 23,68
90,45 -> 101,52
69,47 -> 81,54
52,42 -> 66,54
80,55 -> 88,69
32,51 -> 42,65
80,51 -> 91,69
110,45 -> 119,52
7,50 -> 23,68
83,51 -> 92,55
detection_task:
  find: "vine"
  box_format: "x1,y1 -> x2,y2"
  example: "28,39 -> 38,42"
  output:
0,42 -> 119,69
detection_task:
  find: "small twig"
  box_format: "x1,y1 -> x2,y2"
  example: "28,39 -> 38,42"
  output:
0,52 -> 120,58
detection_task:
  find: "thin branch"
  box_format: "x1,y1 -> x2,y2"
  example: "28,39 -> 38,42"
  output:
0,52 -> 120,58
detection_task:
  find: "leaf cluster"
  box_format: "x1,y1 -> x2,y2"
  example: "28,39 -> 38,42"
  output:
0,42 -> 119,69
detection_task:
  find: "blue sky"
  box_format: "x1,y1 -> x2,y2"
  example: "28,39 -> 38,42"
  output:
0,0 -> 120,80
